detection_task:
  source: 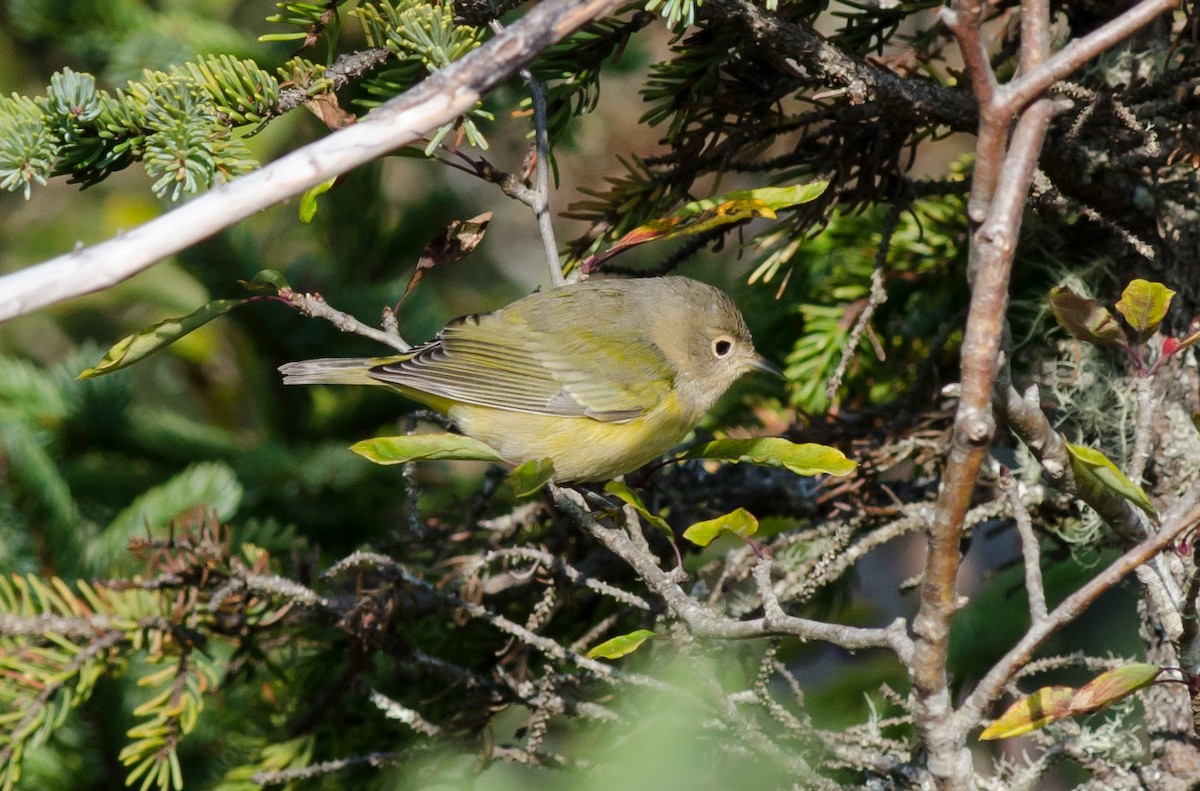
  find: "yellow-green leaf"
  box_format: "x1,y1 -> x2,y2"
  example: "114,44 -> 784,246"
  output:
684,438 -> 856,477
683,507 -> 759,547
1048,286 -> 1127,348
508,458 -> 556,497
1066,442 -> 1156,518
604,480 -> 673,539
606,199 -> 775,256
351,434 -> 503,464
980,664 -> 1161,740
586,181 -> 828,269
241,268 -> 291,292
980,686 -> 1076,740
299,177 -> 337,223
586,629 -> 657,659
686,181 -> 830,213
1115,279 -> 1174,342
77,299 -> 246,379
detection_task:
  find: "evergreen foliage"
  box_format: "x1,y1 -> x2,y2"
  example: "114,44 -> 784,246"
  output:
2,0 -> 1199,786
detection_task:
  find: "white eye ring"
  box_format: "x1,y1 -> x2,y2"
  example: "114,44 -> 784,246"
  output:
712,337 -> 734,358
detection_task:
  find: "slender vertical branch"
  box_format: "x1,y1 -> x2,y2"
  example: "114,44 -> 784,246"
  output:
1019,0 -> 1051,73
941,0 -> 1004,227
1002,469 -> 1048,621
911,93 -> 1055,788
490,19 -> 564,287
940,0 -> 997,109
1129,375 -> 1158,486
524,72 -> 564,287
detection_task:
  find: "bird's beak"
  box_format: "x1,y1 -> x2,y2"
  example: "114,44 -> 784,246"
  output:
744,353 -> 784,378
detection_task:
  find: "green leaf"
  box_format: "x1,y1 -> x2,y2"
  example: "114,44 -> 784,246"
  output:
682,507 -> 759,547
1115,279 -> 1174,342
77,299 -> 246,379
1048,286 -> 1127,348
508,458 -> 556,497
351,434 -> 503,464
604,480 -> 673,539
586,629 -> 657,659
684,438 -> 856,477
241,269 -> 291,292
298,177 -> 337,223
695,182 -> 830,213
1066,442 -> 1156,519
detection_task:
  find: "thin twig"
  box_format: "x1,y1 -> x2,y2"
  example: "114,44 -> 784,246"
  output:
1002,468 -> 1048,621
365,685 -> 442,736
254,751 -> 404,785
274,48 -> 394,115
826,202 -> 900,405
524,71 -> 564,287
398,562 -> 664,686
941,0 -> 1002,226
281,289 -> 410,352
490,19 -> 564,287
551,485 -> 914,657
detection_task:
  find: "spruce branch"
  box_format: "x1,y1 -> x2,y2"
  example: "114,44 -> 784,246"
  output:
0,0 -> 629,323
489,18 -> 563,286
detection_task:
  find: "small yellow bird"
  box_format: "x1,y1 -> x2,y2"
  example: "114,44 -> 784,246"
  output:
279,276 -> 779,481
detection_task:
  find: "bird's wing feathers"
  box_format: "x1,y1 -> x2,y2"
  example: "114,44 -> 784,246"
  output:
368,300 -> 674,422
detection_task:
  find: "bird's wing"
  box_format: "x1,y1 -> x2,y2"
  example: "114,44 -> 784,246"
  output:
367,306 -> 674,422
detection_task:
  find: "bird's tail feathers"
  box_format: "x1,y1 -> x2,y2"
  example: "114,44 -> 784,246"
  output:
279,358 -> 382,386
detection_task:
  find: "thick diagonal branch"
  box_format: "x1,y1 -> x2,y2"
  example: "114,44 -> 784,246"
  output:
0,0 -> 627,323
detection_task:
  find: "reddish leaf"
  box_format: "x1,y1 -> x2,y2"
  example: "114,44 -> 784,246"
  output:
1048,286 -> 1127,348
304,92 -> 356,130
400,212 -> 493,304
1165,326 -> 1200,357
1070,663 -> 1161,713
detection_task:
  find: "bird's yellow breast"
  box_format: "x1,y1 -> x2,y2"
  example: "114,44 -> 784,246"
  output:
448,393 -> 698,482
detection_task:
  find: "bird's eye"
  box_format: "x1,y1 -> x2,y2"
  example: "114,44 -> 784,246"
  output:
712,337 -> 734,357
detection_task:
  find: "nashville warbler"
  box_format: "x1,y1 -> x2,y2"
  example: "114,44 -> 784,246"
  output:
279,276 -> 780,481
